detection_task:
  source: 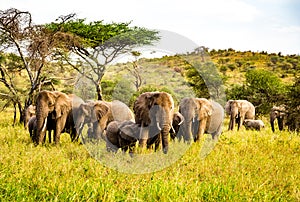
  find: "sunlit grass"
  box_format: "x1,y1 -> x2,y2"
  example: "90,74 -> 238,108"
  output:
0,111 -> 299,201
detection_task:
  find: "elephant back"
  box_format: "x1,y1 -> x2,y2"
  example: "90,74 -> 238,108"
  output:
111,100 -> 134,122
206,101 -> 224,135
244,100 -> 255,119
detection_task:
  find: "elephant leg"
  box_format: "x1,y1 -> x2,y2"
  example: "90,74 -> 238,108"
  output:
54,122 -> 63,144
211,124 -> 222,140
278,118 -> 284,131
229,116 -> 235,130
155,134 -> 162,151
237,115 -> 244,130
48,130 -> 52,143
195,120 -> 206,142
43,134 -> 46,143
138,126 -> 149,149
271,120 -> 275,132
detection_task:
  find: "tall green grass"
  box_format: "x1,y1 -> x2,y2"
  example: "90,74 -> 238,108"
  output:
0,112 -> 299,201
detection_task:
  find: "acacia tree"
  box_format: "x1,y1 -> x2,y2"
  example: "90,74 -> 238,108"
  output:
0,8 -> 60,124
46,15 -> 160,100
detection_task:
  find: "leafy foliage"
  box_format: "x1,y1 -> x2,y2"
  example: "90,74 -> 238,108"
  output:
183,61 -> 225,101
46,15 -> 160,100
286,77 -> 300,131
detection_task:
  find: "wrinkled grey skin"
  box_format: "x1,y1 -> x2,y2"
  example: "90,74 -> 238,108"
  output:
28,115 -> 55,143
270,105 -> 287,132
28,116 -> 37,142
75,100 -> 134,140
146,112 -> 184,151
24,105 -> 36,129
35,91 -> 83,145
179,98 -> 224,143
243,119 -> 265,131
64,94 -> 85,142
104,112 -> 184,153
35,91 -> 71,145
225,100 -> 255,131
105,120 -> 139,153
133,92 -> 175,154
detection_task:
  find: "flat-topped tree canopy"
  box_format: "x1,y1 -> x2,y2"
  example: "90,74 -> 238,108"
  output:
46,14 -> 160,100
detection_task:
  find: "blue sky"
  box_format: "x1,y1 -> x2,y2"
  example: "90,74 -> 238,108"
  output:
1,0 -> 300,55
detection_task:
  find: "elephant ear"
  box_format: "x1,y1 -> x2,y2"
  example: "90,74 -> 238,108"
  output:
119,121 -> 138,141
133,92 -> 154,125
173,112 -> 184,125
196,98 -> 213,119
80,103 -> 91,116
225,100 -> 233,116
236,101 -> 243,110
54,93 -> 71,118
92,101 -> 110,122
147,92 -> 159,108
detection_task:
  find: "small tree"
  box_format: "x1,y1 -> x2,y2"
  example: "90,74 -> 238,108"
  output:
0,8 -> 60,124
184,61 -> 225,102
124,51 -> 143,91
46,15 -> 159,100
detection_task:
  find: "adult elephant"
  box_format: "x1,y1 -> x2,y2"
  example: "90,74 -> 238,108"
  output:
133,91 -> 175,154
270,105 -> 287,132
178,98 -> 224,142
225,100 -> 255,131
147,111 -> 184,150
35,90 -> 83,145
64,94 -> 85,142
75,100 -> 134,140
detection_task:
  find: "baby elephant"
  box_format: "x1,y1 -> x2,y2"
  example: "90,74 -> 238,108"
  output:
105,120 -> 139,153
243,119 -> 265,131
28,116 -> 37,142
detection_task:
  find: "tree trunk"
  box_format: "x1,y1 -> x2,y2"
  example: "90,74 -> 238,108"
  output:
17,101 -> 23,125
96,83 -> 102,101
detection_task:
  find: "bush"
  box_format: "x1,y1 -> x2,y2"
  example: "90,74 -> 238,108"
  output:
226,69 -> 288,115
286,77 -> 300,132
128,85 -> 177,108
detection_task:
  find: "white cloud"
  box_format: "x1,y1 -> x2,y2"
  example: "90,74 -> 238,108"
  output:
1,0 -> 299,54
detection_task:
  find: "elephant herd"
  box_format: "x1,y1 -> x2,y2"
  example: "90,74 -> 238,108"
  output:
25,90 -> 289,154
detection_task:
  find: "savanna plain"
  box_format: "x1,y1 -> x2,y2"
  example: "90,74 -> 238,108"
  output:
0,112 -> 299,201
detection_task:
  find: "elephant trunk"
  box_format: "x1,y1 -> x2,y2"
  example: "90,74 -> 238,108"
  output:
36,108 -> 48,145
161,122 -> 171,154
180,119 -> 193,143
270,115 -> 276,132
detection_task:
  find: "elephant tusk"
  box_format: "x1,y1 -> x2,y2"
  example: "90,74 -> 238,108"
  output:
156,121 -> 162,131
79,122 -> 83,130
42,117 -> 47,132
171,125 -> 175,133
192,117 -> 195,123
177,113 -> 184,125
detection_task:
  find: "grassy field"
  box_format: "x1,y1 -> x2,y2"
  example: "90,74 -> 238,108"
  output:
0,112 -> 299,201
